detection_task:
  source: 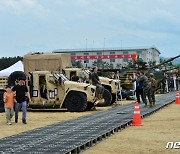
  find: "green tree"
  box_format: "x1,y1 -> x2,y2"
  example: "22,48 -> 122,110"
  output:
0,56 -> 23,71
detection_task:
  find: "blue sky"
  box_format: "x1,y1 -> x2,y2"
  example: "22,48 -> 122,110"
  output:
0,0 -> 180,58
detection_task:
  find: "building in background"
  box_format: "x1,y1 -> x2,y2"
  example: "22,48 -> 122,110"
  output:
53,46 -> 160,69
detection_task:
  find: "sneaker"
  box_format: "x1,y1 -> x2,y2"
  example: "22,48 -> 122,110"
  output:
23,121 -> 27,124
7,122 -> 12,125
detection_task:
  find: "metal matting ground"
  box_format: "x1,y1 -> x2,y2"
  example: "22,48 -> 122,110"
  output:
0,92 -> 175,154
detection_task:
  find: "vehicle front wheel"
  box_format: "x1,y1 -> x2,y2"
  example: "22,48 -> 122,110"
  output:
97,89 -> 112,107
85,102 -> 95,111
65,92 -> 87,112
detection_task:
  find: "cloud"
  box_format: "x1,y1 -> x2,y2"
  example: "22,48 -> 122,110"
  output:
0,0 -> 180,57
0,0 -> 47,18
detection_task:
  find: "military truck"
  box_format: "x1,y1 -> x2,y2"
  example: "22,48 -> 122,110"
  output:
64,67 -> 121,105
26,71 -> 97,112
23,52 -> 119,106
23,52 -> 112,108
0,69 -> 98,112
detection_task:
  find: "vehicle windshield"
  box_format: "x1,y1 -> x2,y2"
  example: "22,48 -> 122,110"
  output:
84,69 -> 91,75
57,73 -> 69,81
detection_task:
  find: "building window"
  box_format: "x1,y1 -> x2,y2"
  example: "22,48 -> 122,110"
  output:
110,52 -> 115,62
110,52 -> 115,55
123,51 -> 128,54
97,59 -> 102,63
84,60 -> 89,63
137,51 -> 142,54
97,52 -> 102,55
71,60 -> 76,63
123,58 -> 128,62
84,53 -> 89,55
71,52 -> 76,56
84,53 -> 89,63
110,59 -> 115,62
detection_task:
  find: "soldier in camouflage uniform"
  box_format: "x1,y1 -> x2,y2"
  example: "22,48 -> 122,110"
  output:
137,72 -> 153,107
149,73 -> 157,106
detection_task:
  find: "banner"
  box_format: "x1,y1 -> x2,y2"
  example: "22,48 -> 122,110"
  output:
71,54 -> 137,61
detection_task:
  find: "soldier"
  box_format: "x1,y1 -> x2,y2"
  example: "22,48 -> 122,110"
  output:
137,71 -> 153,107
149,73 -> 158,106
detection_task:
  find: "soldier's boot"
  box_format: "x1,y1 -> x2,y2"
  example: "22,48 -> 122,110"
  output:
152,102 -> 155,106
149,102 -> 153,107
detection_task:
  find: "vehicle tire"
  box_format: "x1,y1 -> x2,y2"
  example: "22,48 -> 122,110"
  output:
85,102 -> 95,111
111,93 -> 117,105
8,71 -> 26,86
65,92 -> 87,112
97,89 -> 112,107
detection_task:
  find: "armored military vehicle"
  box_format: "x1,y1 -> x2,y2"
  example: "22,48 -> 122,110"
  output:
119,55 -> 180,91
23,52 -> 111,108
23,52 -> 119,106
27,71 -> 97,112
64,67 -> 121,105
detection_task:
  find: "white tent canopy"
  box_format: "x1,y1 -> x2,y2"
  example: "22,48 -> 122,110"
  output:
0,61 -> 24,77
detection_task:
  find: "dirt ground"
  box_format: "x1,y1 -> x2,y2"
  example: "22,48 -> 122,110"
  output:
83,103 -> 180,154
0,99 -> 179,154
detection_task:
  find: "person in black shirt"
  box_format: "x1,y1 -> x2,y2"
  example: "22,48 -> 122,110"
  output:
91,67 -> 104,96
12,77 -> 31,124
91,67 -> 101,86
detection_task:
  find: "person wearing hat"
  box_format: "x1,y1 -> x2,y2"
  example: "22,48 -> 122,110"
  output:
149,73 -> 158,106
3,85 -> 15,125
12,77 -> 31,124
137,71 -> 153,107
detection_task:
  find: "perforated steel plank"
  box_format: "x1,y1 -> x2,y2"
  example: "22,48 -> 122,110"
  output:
0,92 -> 175,154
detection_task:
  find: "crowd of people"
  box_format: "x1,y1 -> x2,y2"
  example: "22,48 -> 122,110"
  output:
131,71 -> 179,107
2,68 -> 179,124
162,73 -> 179,93
3,77 -> 31,125
131,71 -> 158,107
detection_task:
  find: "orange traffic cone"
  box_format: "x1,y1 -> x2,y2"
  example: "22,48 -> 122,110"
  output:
132,102 -> 143,126
175,91 -> 180,104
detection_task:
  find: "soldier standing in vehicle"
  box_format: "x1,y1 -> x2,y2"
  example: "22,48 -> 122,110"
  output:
149,73 -> 158,106
137,71 -> 153,107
